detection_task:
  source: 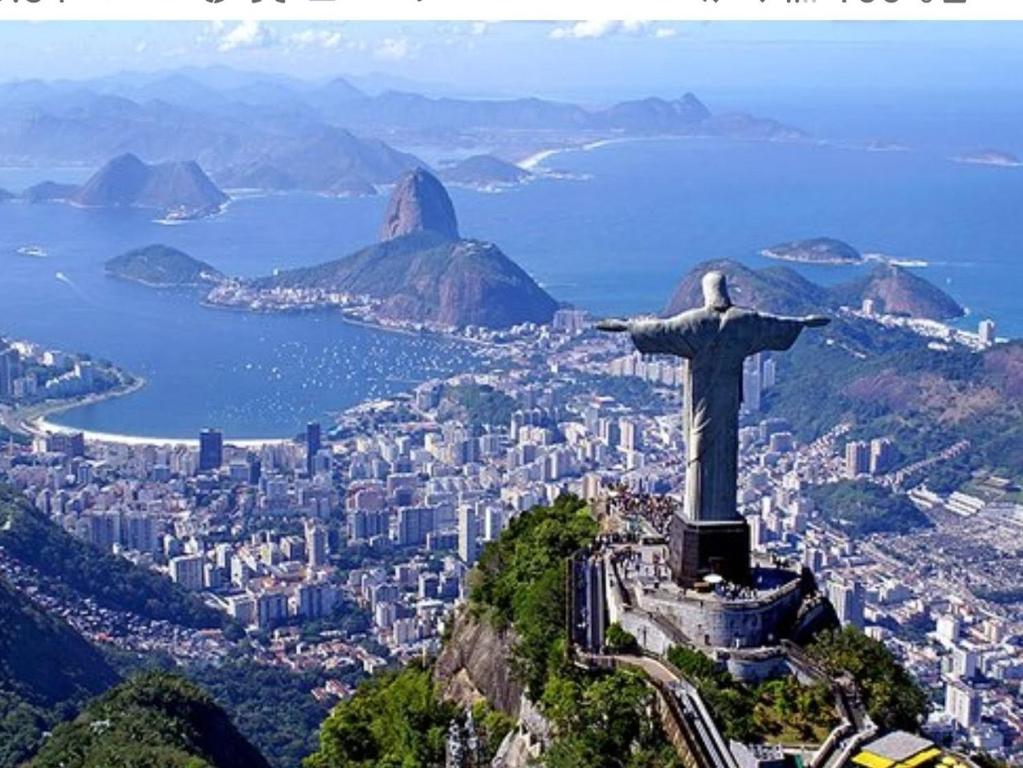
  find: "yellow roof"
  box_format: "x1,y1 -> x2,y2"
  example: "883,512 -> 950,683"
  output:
853,753 -> 895,768
899,748 -> 943,768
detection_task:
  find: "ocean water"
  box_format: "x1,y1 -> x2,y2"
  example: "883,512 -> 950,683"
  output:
0,135 -> 1020,438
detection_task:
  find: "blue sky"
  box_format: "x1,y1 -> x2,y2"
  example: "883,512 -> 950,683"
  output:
0,21 -> 1019,101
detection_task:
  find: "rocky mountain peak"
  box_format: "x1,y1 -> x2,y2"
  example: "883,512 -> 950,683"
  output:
380,167 -> 460,242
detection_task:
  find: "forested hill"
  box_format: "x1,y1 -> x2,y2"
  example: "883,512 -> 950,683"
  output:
29,673 -> 270,768
0,577 -> 119,767
0,485 -> 222,629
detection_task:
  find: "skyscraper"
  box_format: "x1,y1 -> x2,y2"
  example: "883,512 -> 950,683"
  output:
0,346 -> 19,398
845,440 -> 870,478
306,421 -> 322,476
979,319 -> 996,347
945,680 -> 981,729
828,578 -> 866,630
742,353 -> 762,413
199,429 -> 223,472
305,520 -> 328,568
458,506 -> 479,565
870,438 -> 898,475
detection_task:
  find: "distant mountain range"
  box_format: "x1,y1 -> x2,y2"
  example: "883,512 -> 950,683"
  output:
665,258 -> 964,321
254,168 -> 559,328
0,69 -> 806,197
213,126 -> 420,197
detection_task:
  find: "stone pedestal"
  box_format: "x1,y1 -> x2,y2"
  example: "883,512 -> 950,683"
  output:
668,516 -> 751,587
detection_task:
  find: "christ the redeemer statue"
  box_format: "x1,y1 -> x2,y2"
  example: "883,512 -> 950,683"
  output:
598,271 -> 828,583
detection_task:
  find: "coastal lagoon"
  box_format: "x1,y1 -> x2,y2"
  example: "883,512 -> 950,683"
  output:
1,136 -> 1021,438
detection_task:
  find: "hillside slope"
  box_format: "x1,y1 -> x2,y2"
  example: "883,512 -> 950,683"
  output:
30,673 -> 270,768
255,170 -> 559,329
0,485 -> 222,629
0,578 -> 119,767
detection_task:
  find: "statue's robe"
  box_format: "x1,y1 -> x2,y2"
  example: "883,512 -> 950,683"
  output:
629,306 -> 807,523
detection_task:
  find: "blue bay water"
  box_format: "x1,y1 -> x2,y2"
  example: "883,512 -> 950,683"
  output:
0,136 -> 1020,438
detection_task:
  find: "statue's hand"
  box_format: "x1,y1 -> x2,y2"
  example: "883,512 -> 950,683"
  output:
596,319 -> 630,333
802,315 -> 831,328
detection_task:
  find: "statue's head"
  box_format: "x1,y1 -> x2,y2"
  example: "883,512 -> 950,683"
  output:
702,271 -> 733,312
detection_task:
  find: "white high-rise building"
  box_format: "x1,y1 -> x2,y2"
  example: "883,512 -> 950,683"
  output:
979,319 -> 996,346
169,554 -> 205,591
936,614 -> 962,645
742,354 -> 762,413
482,505 -> 506,543
845,441 -> 871,478
945,681 -> 981,729
305,520 -> 328,568
458,506 -> 479,565
951,647 -> 978,681
828,578 -> 866,630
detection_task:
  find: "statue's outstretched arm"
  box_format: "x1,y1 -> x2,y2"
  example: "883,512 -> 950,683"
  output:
801,315 -> 831,328
596,318 -> 630,333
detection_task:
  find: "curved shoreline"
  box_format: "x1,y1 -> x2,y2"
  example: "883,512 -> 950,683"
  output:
31,416 -> 290,448
13,375 -> 291,448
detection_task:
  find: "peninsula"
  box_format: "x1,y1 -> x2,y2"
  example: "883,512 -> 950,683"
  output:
210,169 -> 559,330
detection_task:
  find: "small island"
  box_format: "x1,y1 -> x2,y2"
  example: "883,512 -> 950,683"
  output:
105,245 -> 224,288
761,237 -> 864,265
0,188 -> 15,202
23,181 -> 79,204
952,150 -> 1022,168
439,154 -> 532,190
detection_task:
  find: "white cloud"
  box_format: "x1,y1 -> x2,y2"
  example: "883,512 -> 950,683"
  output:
374,37 -> 415,61
549,20 -> 677,40
217,21 -> 275,53
288,28 -> 344,50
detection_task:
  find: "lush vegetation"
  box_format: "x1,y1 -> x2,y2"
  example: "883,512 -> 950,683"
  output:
31,672 -> 269,768
468,494 -> 599,698
765,322 -> 1023,487
105,244 -> 223,286
666,647 -> 837,745
1,576 -> 119,767
809,480 -> 931,536
305,664 -> 456,768
308,497 -> 682,768
604,622 -> 640,655
188,659 -> 336,768
440,383 -> 517,429
0,485 -> 222,629
543,668 -> 683,768
807,627 -> 929,732
470,495 -> 681,767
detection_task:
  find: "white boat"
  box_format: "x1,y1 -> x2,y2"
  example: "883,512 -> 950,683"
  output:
17,245 -> 48,258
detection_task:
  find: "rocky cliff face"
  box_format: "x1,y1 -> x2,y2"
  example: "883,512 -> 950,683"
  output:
257,169 -> 558,328
434,611 -> 524,718
380,167 -> 460,241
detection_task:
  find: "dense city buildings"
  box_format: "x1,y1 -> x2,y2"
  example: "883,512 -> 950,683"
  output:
1,306 -> 1020,762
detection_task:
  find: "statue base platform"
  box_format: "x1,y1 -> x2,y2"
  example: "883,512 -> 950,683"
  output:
668,516 -> 751,587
